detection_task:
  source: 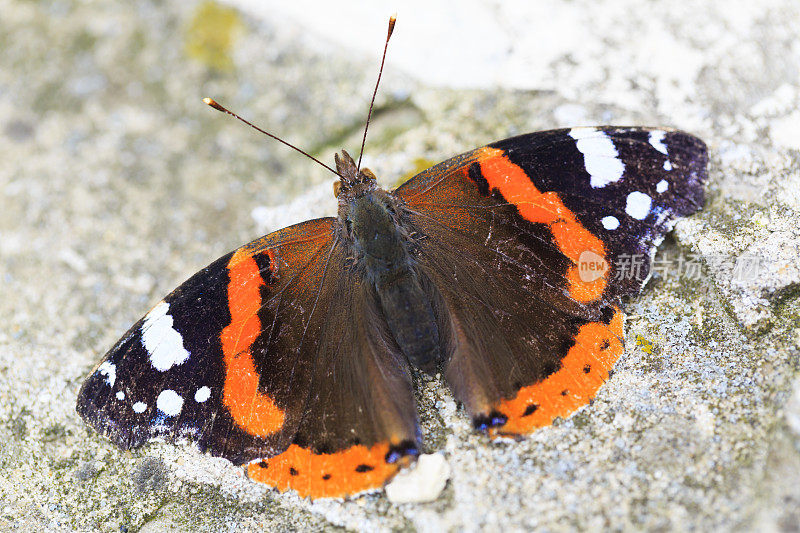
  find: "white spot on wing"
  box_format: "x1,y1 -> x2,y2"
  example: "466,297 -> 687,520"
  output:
132,401 -> 147,413
116,391 -> 125,400
626,191 -> 653,220
195,386 -> 211,403
601,216 -> 620,230
141,301 -> 190,372
97,361 -> 116,386
649,130 -> 668,155
663,160 -> 673,171
156,389 -> 184,417
656,179 -> 669,193
569,128 -> 625,188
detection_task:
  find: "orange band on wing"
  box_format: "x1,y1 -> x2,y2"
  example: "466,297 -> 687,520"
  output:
492,307 -> 624,435
221,248 -> 285,436
247,441 -> 408,499
476,147 -> 607,302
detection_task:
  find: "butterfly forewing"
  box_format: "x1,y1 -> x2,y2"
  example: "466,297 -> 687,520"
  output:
78,219 -> 334,460
490,127 -> 707,298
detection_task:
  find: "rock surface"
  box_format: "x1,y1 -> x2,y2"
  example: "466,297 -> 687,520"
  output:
1,0 -> 799,531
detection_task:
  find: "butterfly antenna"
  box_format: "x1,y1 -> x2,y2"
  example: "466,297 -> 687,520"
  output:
203,97 -> 343,178
356,14 -> 397,171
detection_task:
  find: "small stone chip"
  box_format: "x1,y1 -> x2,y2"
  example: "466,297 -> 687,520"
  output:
385,453 -> 450,503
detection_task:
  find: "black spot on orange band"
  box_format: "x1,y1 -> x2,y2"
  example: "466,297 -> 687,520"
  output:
522,404 -> 539,417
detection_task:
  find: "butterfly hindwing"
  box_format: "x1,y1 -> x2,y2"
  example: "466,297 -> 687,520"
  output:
395,126 -> 707,433
247,264 -> 420,497
78,217 -> 420,497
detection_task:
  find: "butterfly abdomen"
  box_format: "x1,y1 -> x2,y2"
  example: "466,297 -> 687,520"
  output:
347,191 -> 441,371
376,272 -> 441,371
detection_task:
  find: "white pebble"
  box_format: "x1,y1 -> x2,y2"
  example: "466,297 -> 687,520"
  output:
385,453 -> 451,503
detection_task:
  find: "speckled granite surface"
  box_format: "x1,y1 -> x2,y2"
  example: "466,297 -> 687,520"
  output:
1,1 -> 799,531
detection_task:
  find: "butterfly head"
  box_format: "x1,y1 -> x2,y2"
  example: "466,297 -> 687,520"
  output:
333,149 -> 405,258
333,149 -> 379,200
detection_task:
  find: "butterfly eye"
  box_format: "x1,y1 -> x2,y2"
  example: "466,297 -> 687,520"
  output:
333,181 -> 342,198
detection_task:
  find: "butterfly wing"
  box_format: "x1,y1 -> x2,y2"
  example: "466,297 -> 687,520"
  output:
77,217 -> 419,498
395,127 -> 707,434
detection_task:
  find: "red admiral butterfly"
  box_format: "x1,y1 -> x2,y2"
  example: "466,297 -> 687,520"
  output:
77,16 -> 707,499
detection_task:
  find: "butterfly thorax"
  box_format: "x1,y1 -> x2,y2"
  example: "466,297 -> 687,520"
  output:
334,150 -> 408,280
335,149 -> 441,371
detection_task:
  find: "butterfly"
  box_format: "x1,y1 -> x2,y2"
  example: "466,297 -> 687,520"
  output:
76,17 -> 708,500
